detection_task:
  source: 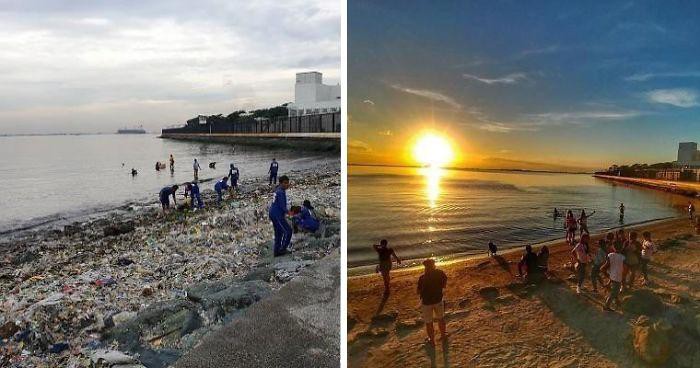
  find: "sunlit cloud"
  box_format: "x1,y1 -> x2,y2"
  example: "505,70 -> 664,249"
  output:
362,99 -> 375,105
462,72 -> 527,85
377,130 -> 393,136
390,84 -> 462,109
646,88 -> 699,107
348,139 -> 372,152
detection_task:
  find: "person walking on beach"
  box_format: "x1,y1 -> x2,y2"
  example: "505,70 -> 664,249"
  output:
228,163 -> 240,192
571,233 -> 591,294
601,243 -> 626,311
417,259 -> 447,346
214,177 -> 229,205
185,182 -> 204,209
193,158 -> 202,180
622,231 -> 642,291
373,239 -> 401,295
269,175 -> 293,257
641,231 -> 655,286
578,209 -> 595,236
565,210 -> 578,245
619,202 -> 625,223
488,241 -> 498,256
590,238 -> 607,292
159,185 -> 179,213
517,245 -> 542,283
268,158 -> 279,185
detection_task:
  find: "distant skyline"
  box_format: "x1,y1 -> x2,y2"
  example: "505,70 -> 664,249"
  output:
0,0 -> 340,134
349,1 -> 700,170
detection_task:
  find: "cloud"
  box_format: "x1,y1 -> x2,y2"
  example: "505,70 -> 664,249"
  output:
348,139 -> 372,152
473,109 -> 641,133
377,130 -> 393,136
625,71 -> 700,82
362,99 -> 375,105
646,89 -> 699,108
462,72 -> 526,85
478,122 -> 539,133
390,84 -> 461,109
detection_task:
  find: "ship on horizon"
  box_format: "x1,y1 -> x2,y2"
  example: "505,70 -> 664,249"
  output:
117,125 -> 146,134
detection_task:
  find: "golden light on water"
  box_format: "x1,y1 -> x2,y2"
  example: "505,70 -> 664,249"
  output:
421,165 -> 444,208
412,133 -> 454,168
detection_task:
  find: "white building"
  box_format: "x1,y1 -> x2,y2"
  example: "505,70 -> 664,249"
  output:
287,72 -> 340,117
677,142 -> 700,167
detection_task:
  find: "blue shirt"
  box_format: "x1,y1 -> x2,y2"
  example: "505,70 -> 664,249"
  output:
214,180 -> 229,192
270,161 -> 279,173
229,167 -> 239,181
189,183 -> 200,196
297,206 -> 320,231
269,186 -> 288,218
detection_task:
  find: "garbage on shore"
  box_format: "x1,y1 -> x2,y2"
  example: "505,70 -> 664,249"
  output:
0,164 -> 340,367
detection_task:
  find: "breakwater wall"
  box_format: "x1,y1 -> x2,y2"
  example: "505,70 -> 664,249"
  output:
594,174 -> 700,197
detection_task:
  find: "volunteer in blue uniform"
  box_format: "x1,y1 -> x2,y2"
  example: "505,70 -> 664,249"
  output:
214,177 -> 229,204
268,158 -> 279,185
269,175 -> 292,256
185,182 -> 204,209
159,185 -> 179,213
294,200 -> 320,233
228,163 -> 240,190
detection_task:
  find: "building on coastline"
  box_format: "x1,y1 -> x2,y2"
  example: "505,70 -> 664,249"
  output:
677,142 -> 700,167
287,72 -> 341,117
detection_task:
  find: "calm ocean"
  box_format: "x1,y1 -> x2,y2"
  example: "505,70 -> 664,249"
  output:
0,134 -> 336,234
348,165 -> 685,269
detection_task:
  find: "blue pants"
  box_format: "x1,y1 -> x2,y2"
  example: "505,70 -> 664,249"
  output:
269,172 -> 277,185
271,215 -> 292,255
191,193 -> 204,209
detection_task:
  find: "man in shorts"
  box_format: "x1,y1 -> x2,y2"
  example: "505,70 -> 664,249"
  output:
417,259 -> 448,346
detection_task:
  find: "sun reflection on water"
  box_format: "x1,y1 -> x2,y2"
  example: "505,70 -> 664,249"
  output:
419,166 -> 444,208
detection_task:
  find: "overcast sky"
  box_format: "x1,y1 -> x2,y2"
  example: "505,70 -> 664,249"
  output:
0,0 -> 340,134
349,1 -> 700,169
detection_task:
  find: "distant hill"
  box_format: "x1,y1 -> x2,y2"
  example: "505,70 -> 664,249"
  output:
474,157 -> 596,173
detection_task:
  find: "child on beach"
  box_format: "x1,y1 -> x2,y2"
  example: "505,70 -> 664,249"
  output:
537,245 -> 549,274
293,200 -> 320,233
269,158 -> 279,185
517,245 -> 542,283
185,182 -> 204,210
578,209 -> 595,236
601,243 -> 626,311
269,175 -> 293,257
641,231 -> 655,286
488,241 -> 498,256
622,231 -> 642,290
590,238 -> 608,292
417,259 -> 447,346
228,163 -> 240,192
214,177 -> 229,204
373,239 -> 401,295
571,233 -> 591,294
565,210 -> 578,245
193,158 -> 202,180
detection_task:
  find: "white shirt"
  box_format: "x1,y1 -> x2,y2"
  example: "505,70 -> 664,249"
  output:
193,161 -> 201,170
641,240 -> 655,260
607,253 -> 625,282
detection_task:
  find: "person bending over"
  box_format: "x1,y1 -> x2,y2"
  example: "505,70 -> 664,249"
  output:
159,185 -> 178,213
294,200 -> 320,233
518,245 -> 543,283
185,182 -> 204,209
214,177 -> 229,205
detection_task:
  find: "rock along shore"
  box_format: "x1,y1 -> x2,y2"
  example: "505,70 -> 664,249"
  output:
0,161 -> 340,367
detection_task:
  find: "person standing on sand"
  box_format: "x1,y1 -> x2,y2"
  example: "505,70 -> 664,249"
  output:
601,243 -> 626,311
228,163 -> 240,192
688,202 -> 695,221
373,239 -> 401,295
269,175 -> 293,257
269,158 -> 279,185
193,158 -> 202,180
417,259 -> 447,346
169,154 -> 175,170
159,185 -> 178,213
590,238 -> 607,292
641,231 -> 655,286
571,233 -> 591,294
565,210 -> 577,245
622,231 -> 642,291
578,209 -> 595,236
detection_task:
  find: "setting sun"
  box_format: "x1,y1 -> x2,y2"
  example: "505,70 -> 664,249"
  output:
412,133 -> 454,167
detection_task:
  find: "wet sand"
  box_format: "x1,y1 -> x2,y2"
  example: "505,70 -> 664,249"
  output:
348,217 -> 700,367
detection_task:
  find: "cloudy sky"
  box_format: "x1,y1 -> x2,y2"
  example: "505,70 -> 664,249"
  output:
349,0 -> 700,170
0,0 -> 340,134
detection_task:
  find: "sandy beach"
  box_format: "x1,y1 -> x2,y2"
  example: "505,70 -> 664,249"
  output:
0,161 -> 340,367
348,217 -> 700,367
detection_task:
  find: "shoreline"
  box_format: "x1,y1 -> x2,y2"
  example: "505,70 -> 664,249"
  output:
348,216 -> 700,367
594,174 -> 700,197
347,215 -> 679,277
0,162 -> 340,367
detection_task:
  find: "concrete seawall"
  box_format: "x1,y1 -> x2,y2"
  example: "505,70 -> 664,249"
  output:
594,174 -> 700,197
160,132 -> 340,152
